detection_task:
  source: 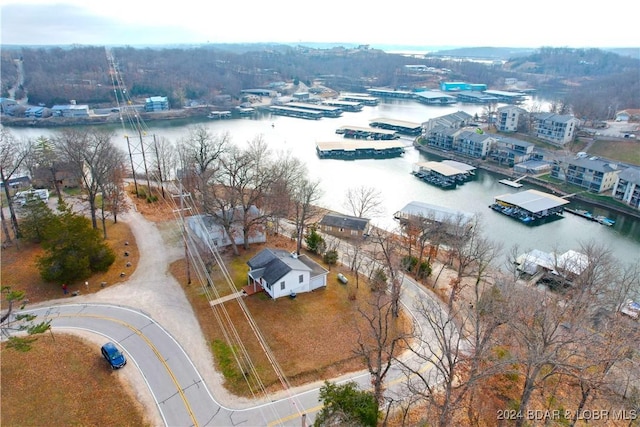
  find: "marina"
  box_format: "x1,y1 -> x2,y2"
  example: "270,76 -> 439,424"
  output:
8,97 -> 639,268
316,141 -> 405,160
489,189 -> 569,225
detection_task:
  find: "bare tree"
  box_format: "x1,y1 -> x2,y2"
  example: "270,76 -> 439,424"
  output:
263,150 -> 305,235
25,135 -> 65,201
0,128 -> 31,242
99,146 -> 128,233
396,233 -> 505,427
354,289 -> 408,405
290,174 -> 323,255
56,128 -> 120,232
176,126 -> 229,211
343,185 -> 384,219
369,227 -> 403,318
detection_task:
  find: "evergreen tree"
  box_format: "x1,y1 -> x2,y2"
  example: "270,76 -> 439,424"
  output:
314,380 -> 379,427
18,196 -> 56,243
304,225 -> 324,254
37,202 -> 115,283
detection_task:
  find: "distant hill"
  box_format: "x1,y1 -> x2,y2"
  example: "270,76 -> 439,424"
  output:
426,47 -> 536,61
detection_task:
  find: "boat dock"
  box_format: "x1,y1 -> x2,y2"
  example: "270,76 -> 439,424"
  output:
322,99 -> 363,112
339,93 -> 379,106
285,102 -> 343,117
489,189 -> 569,225
499,175 -> 526,188
316,141 -> 405,160
207,111 -> 232,119
564,207 -> 615,226
269,105 -> 323,120
370,118 -> 422,136
336,125 -> 399,140
412,160 -> 475,190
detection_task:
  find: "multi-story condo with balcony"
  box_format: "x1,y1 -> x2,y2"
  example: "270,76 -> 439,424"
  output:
531,113 -> 579,146
496,106 -> 528,132
551,155 -> 621,193
612,166 -> 640,209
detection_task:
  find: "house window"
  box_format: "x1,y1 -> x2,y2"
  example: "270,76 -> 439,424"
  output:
280,281 -> 286,290
299,274 -> 303,283
266,282 -> 271,290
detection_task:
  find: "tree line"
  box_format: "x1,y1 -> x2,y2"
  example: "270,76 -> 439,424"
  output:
1,44 -> 638,121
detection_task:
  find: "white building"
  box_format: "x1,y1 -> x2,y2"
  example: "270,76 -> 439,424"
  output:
247,249 -> 328,299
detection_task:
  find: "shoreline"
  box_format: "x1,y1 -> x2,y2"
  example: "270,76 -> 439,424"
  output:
413,143 -> 640,221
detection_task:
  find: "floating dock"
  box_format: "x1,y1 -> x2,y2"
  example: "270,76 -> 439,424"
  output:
336,125 -> 399,140
412,160 -> 476,189
207,111 -> 232,119
499,175 -> 526,188
316,141 -> 405,160
370,118 -> 422,136
489,189 -> 569,225
564,208 -> 615,226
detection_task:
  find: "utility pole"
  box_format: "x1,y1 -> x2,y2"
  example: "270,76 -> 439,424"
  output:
173,181 -> 192,284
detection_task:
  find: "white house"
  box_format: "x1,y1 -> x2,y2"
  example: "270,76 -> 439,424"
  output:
187,206 -> 266,249
247,248 -> 329,299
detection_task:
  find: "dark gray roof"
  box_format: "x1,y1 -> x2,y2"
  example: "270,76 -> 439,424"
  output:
319,213 -> 370,231
457,130 -> 493,143
561,156 -> 621,173
533,112 -> 577,123
618,166 -> 640,185
496,136 -> 535,148
247,248 -> 312,284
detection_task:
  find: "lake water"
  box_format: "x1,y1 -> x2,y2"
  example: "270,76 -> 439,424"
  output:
4,97 -> 640,269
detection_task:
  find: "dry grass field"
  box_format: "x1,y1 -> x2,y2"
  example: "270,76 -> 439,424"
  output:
1,334 -> 150,427
170,233 -> 411,396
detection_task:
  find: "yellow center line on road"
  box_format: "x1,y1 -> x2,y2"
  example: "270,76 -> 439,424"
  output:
55,313 -> 199,427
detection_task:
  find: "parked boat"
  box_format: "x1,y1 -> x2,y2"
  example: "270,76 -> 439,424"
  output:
595,215 -> 615,226
564,208 -> 594,220
565,208 -> 615,226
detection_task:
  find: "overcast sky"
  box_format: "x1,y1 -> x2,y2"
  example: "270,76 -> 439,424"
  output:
1,0 -> 638,49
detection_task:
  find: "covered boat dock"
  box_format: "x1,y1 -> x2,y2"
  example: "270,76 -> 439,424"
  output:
490,189 -> 569,224
336,125 -> 399,140
316,141 -> 405,159
412,160 -> 473,189
370,118 -> 422,136
269,105 -> 323,120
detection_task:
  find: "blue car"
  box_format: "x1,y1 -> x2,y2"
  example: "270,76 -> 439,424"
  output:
101,342 -> 126,369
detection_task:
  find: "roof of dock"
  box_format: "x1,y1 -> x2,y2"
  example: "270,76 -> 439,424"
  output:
441,160 -> 476,172
337,125 -> 398,135
414,161 -> 470,177
494,189 -> 569,213
395,200 -> 474,223
316,141 -> 405,151
370,118 -> 422,129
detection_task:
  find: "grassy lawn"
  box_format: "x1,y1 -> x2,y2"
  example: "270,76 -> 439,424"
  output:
1,219 -> 138,303
588,138 -> 640,165
1,334 -> 149,427
170,233 -> 411,396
